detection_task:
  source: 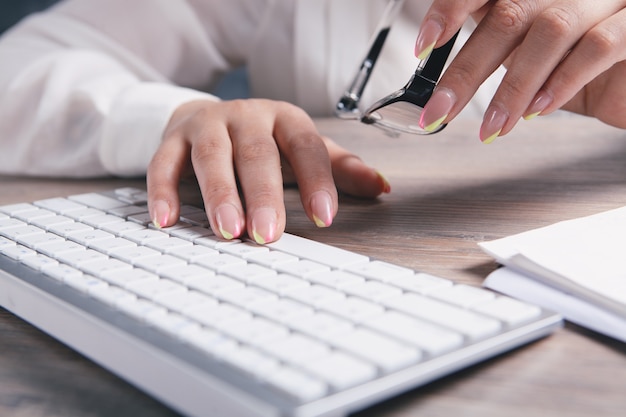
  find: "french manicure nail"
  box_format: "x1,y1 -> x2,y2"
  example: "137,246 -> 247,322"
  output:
251,208 -> 278,244
151,200 -> 170,229
375,170 -> 391,194
523,90 -> 554,120
419,87 -> 456,132
215,203 -> 242,240
480,106 -> 509,144
415,18 -> 444,59
310,191 -> 334,228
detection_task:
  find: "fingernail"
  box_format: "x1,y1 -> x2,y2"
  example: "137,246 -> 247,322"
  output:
523,90 -> 553,120
151,200 -> 170,229
215,203 -> 243,240
480,106 -> 509,144
375,170 -> 391,194
419,87 -> 456,132
310,191 -> 334,228
251,208 -> 278,244
415,18 -> 444,60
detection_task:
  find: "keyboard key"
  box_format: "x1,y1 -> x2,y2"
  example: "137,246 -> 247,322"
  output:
100,267 -> 159,288
30,214 -> 74,231
267,233 -> 369,268
34,197 -> 85,214
126,278 -> 187,300
158,290 -> 217,313
246,250 -> 299,268
342,280 -> 403,302
0,225 -> 44,240
146,237 -> 193,253
345,260 -> 414,281
109,245 -> 160,264
184,303 -> 251,327
384,294 -> 502,341
134,254 -> 187,274
88,237 -> 137,255
186,274 -> 245,296
264,365 -> 328,402
364,311 -> 464,356
286,284 -> 346,308
283,312 -> 354,339
221,317 -> 289,345
2,245 -> 37,261
473,297 -> 542,327
160,264 -> 215,284
250,298 -> 314,323
300,351 -> 377,391
320,296 -> 385,323
57,249 -> 108,268
261,333 -> 330,365
220,345 -> 280,379
217,286 -> 278,308
21,254 -> 59,271
385,272 -> 453,294
17,232 -> 64,250
307,270 -> 365,289
69,192 -> 129,210
168,226 -> 213,241
64,274 -> 108,293
332,329 -> 421,372
167,244 -> 219,262
13,208 -> 55,222
101,220 -> 145,236
67,229 -> 115,246
277,259 -> 331,278
429,284 -> 496,308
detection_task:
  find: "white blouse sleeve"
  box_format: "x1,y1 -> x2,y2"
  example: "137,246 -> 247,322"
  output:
0,0 -> 231,177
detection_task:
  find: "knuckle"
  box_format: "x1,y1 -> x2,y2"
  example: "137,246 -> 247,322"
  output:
489,0 -> 530,33
236,139 -> 278,164
443,58 -> 481,88
191,136 -> 228,162
583,27 -> 620,59
535,7 -> 577,40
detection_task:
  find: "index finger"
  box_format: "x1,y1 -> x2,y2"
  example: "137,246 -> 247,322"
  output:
415,0 -> 488,59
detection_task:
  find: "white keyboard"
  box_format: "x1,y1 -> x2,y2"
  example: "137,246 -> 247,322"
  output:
0,188 -> 562,417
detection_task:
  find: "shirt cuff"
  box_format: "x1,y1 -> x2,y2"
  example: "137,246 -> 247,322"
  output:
99,82 -> 218,176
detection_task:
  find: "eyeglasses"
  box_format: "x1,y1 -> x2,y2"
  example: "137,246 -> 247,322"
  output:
335,0 -> 458,137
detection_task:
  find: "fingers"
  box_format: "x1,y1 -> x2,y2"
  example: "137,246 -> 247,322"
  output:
418,0 -> 626,142
321,136 -> 391,199
480,1 -> 626,141
226,100 -> 286,244
146,133 -> 188,228
148,98 -> 391,245
415,0 -> 487,59
528,8 -> 626,121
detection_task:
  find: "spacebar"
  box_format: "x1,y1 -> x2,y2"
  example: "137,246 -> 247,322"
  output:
266,233 -> 369,269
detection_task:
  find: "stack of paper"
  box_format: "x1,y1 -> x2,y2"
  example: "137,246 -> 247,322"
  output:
479,206 -> 626,343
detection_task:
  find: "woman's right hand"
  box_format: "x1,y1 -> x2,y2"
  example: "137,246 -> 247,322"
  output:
146,99 -> 390,244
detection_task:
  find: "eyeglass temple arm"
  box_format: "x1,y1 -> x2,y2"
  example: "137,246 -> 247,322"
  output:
417,30 -> 459,83
335,0 -> 405,117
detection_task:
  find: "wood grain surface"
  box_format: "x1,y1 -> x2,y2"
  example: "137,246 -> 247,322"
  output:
1,115 -> 625,417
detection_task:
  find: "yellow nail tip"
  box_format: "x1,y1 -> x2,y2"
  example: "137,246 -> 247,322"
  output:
523,112 -> 540,121
482,130 -> 501,144
375,170 -> 391,193
152,217 -> 162,229
313,215 -> 328,228
424,115 -> 447,132
417,42 -> 436,60
253,231 -> 266,245
220,228 -> 234,240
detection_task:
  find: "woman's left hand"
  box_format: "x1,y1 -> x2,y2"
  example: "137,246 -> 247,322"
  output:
415,0 -> 626,142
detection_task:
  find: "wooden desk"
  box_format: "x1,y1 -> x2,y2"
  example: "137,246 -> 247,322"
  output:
1,116 -> 625,417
